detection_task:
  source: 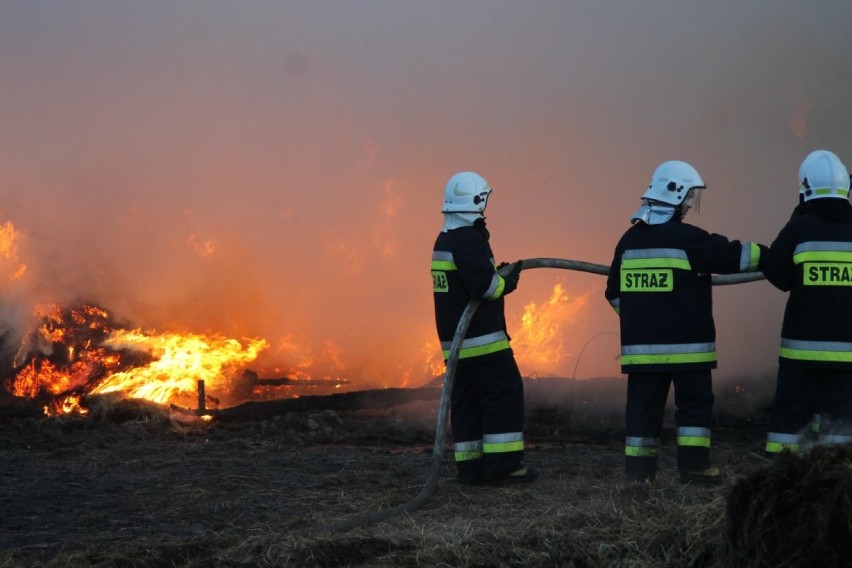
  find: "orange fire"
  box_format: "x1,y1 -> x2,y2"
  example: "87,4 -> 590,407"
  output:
0,219 -> 27,280
91,329 -> 267,405
511,283 -> 587,375
419,284 -> 589,381
423,340 -> 445,380
10,303 -> 122,401
5,301 -> 268,415
789,97 -> 812,141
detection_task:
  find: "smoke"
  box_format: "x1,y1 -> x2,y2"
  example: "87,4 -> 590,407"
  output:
1,2 -> 851,387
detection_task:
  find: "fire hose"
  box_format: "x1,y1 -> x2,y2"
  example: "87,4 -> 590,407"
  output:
296,258 -> 765,535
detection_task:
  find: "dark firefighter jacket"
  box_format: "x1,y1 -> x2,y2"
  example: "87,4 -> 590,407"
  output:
762,199 -> 852,369
432,225 -> 511,363
605,217 -> 764,373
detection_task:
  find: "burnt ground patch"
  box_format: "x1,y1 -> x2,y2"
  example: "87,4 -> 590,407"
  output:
0,377 -> 792,567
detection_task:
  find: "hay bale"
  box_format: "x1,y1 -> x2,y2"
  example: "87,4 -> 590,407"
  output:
725,443 -> 852,567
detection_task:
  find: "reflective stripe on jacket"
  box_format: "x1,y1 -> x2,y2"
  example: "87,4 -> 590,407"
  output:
762,200 -> 852,369
440,330 -> 510,360
605,218 -> 761,373
432,226 -> 512,362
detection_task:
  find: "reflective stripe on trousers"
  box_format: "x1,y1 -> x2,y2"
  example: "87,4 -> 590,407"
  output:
676,426 -> 711,448
483,432 -> 524,454
820,434 -> 852,444
625,436 -> 659,457
621,342 -> 717,367
454,440 -> 483,462
765,432 -> 803,454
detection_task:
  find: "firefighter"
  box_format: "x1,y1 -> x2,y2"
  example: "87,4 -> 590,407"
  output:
431,171 -> 536,485
605,160 -> 766,484
763,149 -> 852,455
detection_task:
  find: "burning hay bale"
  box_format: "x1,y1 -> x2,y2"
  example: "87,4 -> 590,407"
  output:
83,393 -> 173,425
1,299 -> 272,417
725,443 -> 852,567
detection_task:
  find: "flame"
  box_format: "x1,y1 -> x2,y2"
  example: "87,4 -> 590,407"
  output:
419,285 -> 589,382
91,330 -> 268,405
46,394 -> 89,416
789,97 -> 812,141
5,301 -> 269,415
423,340 -> 445,380
0,219 -> 28,280
271,334 -> 345,381
10,303 -> 123,399
512,283 -> 587,374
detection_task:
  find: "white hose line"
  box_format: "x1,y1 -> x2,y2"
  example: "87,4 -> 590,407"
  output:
297,258 -> 765,534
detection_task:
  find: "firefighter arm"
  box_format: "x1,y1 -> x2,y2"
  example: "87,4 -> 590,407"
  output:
455,236 -> 505,300
604,250 -> 622,315
684,227 -> 765,276
761,228 -> 796,291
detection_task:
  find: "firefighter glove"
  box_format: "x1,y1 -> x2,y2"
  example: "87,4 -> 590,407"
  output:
502,260 -> 523,295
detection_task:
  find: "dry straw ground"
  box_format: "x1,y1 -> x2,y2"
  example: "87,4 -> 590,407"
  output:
1,377 -> 845,567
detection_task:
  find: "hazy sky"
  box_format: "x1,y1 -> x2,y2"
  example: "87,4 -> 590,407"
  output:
1,2 -> 851,388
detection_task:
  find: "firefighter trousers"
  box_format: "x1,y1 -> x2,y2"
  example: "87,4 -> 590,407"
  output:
766,365 -> 852,454
625,369 -> 714,480
451,350 -> 525,482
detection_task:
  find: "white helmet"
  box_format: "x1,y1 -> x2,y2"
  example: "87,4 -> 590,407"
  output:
800,149 -> 850,201
642,160 -> 706,208
798,150 -> 822,199
442,171 -> 492,214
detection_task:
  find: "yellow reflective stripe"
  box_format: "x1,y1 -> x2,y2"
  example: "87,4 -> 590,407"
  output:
812,187 -> 849,197
780,347 -> 852,362
765,441 -> 800,454
431,260 -> 457,271
766,432 -> 802,453
793,250 -> 852,264
489,275 -> 506,299
625,446 -> 658,457
747,242 -> 761,271
482,441 -> 524,454
454,449 -> 483,462
621,258 -> 691,270
442,339 -> 511,360
621,351 -> 717,366
677,436 -> 711,448
483,433 -> 523,454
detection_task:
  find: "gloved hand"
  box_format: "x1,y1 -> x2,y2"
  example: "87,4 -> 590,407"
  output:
501,260 -> 523,295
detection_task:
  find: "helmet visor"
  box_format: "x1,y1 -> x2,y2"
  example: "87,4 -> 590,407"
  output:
685,187 -> 703,213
